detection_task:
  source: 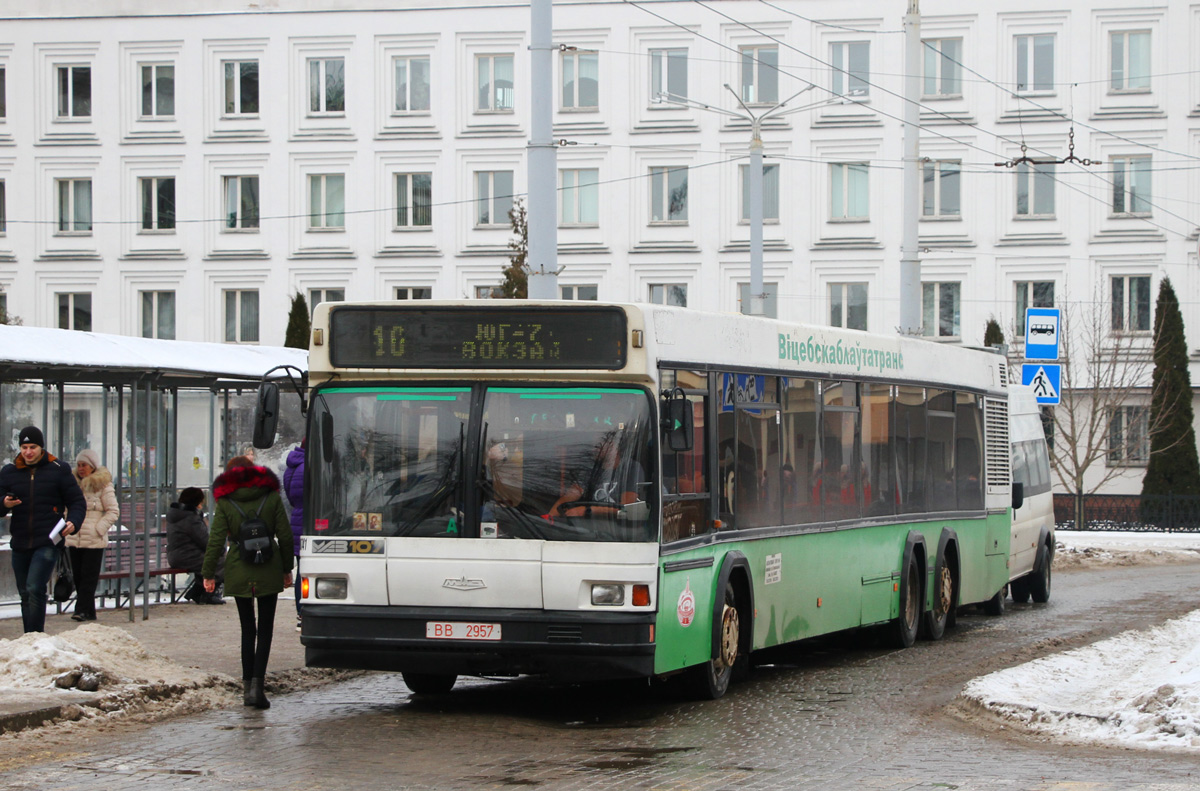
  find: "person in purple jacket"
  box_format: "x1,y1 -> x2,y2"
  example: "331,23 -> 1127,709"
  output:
282,439 -> 305,631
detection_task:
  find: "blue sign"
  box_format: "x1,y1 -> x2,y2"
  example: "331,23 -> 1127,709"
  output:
1024,307 -> 1061,361
1022,363 -> 1061,405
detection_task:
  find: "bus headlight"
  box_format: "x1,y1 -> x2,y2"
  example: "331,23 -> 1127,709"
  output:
591,584 -> 625,606
315,578 -> 348,600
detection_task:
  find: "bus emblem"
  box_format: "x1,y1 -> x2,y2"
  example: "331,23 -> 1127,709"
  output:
443,576 -> 487,591
677,578 -> 695,627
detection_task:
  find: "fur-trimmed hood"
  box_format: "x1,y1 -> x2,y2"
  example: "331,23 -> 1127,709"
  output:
213,464 -> 281,500
76,465 -> 113,495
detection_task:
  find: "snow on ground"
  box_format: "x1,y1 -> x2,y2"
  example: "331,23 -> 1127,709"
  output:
960,530 -> 1200,753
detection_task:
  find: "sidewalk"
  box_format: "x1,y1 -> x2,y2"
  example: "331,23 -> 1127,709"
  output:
0,597 -> 306,733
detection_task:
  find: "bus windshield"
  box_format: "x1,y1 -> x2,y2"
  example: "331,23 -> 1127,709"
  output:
308,385 -> 656,542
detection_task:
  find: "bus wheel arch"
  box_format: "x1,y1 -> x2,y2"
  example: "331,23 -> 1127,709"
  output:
921,528 -> 959,641
689,552 -> 752,699
893,533 -> 926,648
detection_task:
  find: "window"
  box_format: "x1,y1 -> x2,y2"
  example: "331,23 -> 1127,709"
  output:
1108,405 -> 1148,466
394,56 -> 430,113
1111,275 -> 1151,333
308,288 -> 345,318
223,60 -> 259,115
57,292 -> 91,331
1112,156 -> 1151,216
396,173 -> 432,229
308,174 -> 345,230
740,164 -> 780,222
922,282 -> 960,338
829,283 -> 868,330
560,168 -> 599,225
923,38 -> 962,97
561,284 -> 598,300
831,41 -> 869,97
224,289 -> 259,343
223,175 -> 260,230
0,180 -> 5,234
140,290 -> 175,340
1016,34 -> 1054,93
830,163 -> 869,221
740,45 -> 778,104
140,177 -> 176,231
737,283 -> 779,318
140,63 -> 175,117
561,50 -> 598,110
475,170 -> 513,227
649,166 -> 688,223
308,58 -> 345,114
477,54 -> 514,112
0,66 -> 6,117
395,287 -> 433,300
650,48 -> 687,101
1110,31 -> 1150,92
649,284 -> 687,307
1015,281 -> 1054,327
475,285 -> 504,300
56,178 -> 92,233
922,160 -> 961,218
57,65 -> 91,118
1015,162 -> 1055,218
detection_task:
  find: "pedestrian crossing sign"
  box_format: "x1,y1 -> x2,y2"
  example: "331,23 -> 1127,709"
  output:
1021,363 -> 1061,405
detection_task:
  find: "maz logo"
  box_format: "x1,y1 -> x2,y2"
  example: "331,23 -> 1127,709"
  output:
443,576 -> 487,591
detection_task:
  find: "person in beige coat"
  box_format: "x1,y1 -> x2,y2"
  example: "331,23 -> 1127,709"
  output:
64,449 -> 119,621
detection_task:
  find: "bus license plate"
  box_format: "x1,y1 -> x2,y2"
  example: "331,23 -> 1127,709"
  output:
425,621 -> 501,641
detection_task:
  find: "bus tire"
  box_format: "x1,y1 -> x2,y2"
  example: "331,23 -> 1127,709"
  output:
1029,542 -> 1052,603
1010,577 -> 1031,604
983,585 -> 1006,616
402,672 -> 457,695
688,582 -> 739,700
921,552 -> 955,641
893,554 -> 921,648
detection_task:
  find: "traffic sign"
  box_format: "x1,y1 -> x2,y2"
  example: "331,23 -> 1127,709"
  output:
1024,307 -> 1060,360
1022,363 -> 1061,405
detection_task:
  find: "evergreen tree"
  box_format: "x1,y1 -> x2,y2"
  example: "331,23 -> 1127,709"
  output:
500,199 -> 528,299
984,317 -> 1004,348
1141,278 -> 1200,517
284,292 -> 311,349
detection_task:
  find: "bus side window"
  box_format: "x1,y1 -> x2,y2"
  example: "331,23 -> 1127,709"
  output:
661,376 -> 710,543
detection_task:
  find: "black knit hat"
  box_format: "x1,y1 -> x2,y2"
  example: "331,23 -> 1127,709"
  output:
18,426 -> 44,448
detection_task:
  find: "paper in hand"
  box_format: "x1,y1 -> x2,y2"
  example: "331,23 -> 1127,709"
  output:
49,519 -> 67,544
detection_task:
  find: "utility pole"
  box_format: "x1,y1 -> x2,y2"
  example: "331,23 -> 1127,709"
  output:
526,0 -> 558,300
898,0 -> 922,335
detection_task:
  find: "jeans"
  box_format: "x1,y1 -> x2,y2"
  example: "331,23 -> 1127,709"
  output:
11,545 -> 59,633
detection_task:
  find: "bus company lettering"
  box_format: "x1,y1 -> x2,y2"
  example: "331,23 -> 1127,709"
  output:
677,578 -> 696,627
461,322 -> 560,362
311,539 -> 384,554
778,333 -> 904,373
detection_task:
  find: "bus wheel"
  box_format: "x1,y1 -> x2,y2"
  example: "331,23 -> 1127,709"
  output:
893,556 -> 921,648
1010,577 -> 1031,604
1029,543 -> 1052,603
983,585 -> 1007,616
403,672 -> 457,695
921,559 -> 954,641
689,583 -> 739,700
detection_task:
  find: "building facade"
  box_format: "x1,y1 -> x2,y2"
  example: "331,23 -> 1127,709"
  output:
0,0 -> 1197,494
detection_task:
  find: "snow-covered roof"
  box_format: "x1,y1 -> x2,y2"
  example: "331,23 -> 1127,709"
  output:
0,325 -> 306,385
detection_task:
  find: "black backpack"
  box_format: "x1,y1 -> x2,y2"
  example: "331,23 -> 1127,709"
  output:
229,497 -> 274,565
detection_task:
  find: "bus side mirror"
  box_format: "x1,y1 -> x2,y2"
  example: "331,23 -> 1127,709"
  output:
1012,482 -> 1025,511
320,411 -> 335,463
252,383 -> 280,449
663,396 -> 693,453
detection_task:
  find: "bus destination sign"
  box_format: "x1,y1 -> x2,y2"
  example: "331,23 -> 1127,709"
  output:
329,306 -> 628,369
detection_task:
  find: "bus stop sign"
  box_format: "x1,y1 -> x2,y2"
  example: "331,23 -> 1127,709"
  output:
1024,307 -> 1061,360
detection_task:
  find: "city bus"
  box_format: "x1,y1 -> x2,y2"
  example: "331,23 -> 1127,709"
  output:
253,301 -> 1017,699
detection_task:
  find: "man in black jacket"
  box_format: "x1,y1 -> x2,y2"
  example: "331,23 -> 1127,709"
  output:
0,426 -> 86,633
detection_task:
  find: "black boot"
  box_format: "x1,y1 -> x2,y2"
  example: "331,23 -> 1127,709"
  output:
243,679 -> 254,707
250,677 -> 270,710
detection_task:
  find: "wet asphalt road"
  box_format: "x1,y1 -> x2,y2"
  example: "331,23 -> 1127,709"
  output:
5,562 -> 1200,790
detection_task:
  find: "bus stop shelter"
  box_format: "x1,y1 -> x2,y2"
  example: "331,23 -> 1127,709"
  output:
0,324 -> 307,619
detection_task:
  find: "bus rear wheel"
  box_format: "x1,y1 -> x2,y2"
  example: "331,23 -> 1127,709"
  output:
893,556 -> 921,648
1029,543 -> 1052,603
688,583 -> 739,700
403,672 -> 457,695
921,559 -> 954,641
983,585 -> 1006,616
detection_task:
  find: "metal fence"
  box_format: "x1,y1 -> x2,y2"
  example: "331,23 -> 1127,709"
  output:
1054,493 -> 1200,532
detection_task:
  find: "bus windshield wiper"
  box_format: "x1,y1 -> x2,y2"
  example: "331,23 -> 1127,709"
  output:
394,438 -> 461,536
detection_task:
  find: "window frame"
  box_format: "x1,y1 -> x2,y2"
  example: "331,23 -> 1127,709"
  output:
393,55 -> 431,114
1015,161 -> 1056,219
1107,405 -> 1149,466
830,162 -> 869,222
739,45 -> 779,105
224,288 -> 260,343
921,159 -> 961,220
1111,274 -> 1152,334
56,177 -> 93,234
0,179 -> 6,234
139,176 -> 176,233
395,172 -> 433,230
140,62 -> 175,119
307,173 -> 346,231
648,283 -> 688,307
222,175 -> 260,232
474,170 -> 514,228
56,64 -> 91,119
649,48 -> 687,102
1015,33 -> 1054,94
922,281 -> 961,339
560,284 -> 599,301
476,53 -> 515,113
308,287 -> 345,318
922,38 -> 962,98
307,57 -> 346,116
831,41 -> 870,98
1110,30 -> 1151,93
1015,281 -> 1055,329
560,49 -> 599,111
829,282 -> 869,330
140,290 -> 176,340
1111,156 -> 1152,217
57,292 -> 92,332
559,168 -> 600,227
737,282 -> 779,318
222,59 -> 259,117
649,166 -> 688,224
395,286 -> 433,300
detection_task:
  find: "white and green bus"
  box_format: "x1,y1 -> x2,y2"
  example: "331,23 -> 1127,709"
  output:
254,301 -> 1018,698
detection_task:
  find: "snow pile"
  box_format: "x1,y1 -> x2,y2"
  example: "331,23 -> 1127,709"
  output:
961,610 -> 1200,752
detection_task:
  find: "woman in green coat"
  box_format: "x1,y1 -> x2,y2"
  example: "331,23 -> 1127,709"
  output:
203,456 -> 293,710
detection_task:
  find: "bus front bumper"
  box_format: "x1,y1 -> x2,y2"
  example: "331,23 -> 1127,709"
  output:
301,604 -> 657,680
